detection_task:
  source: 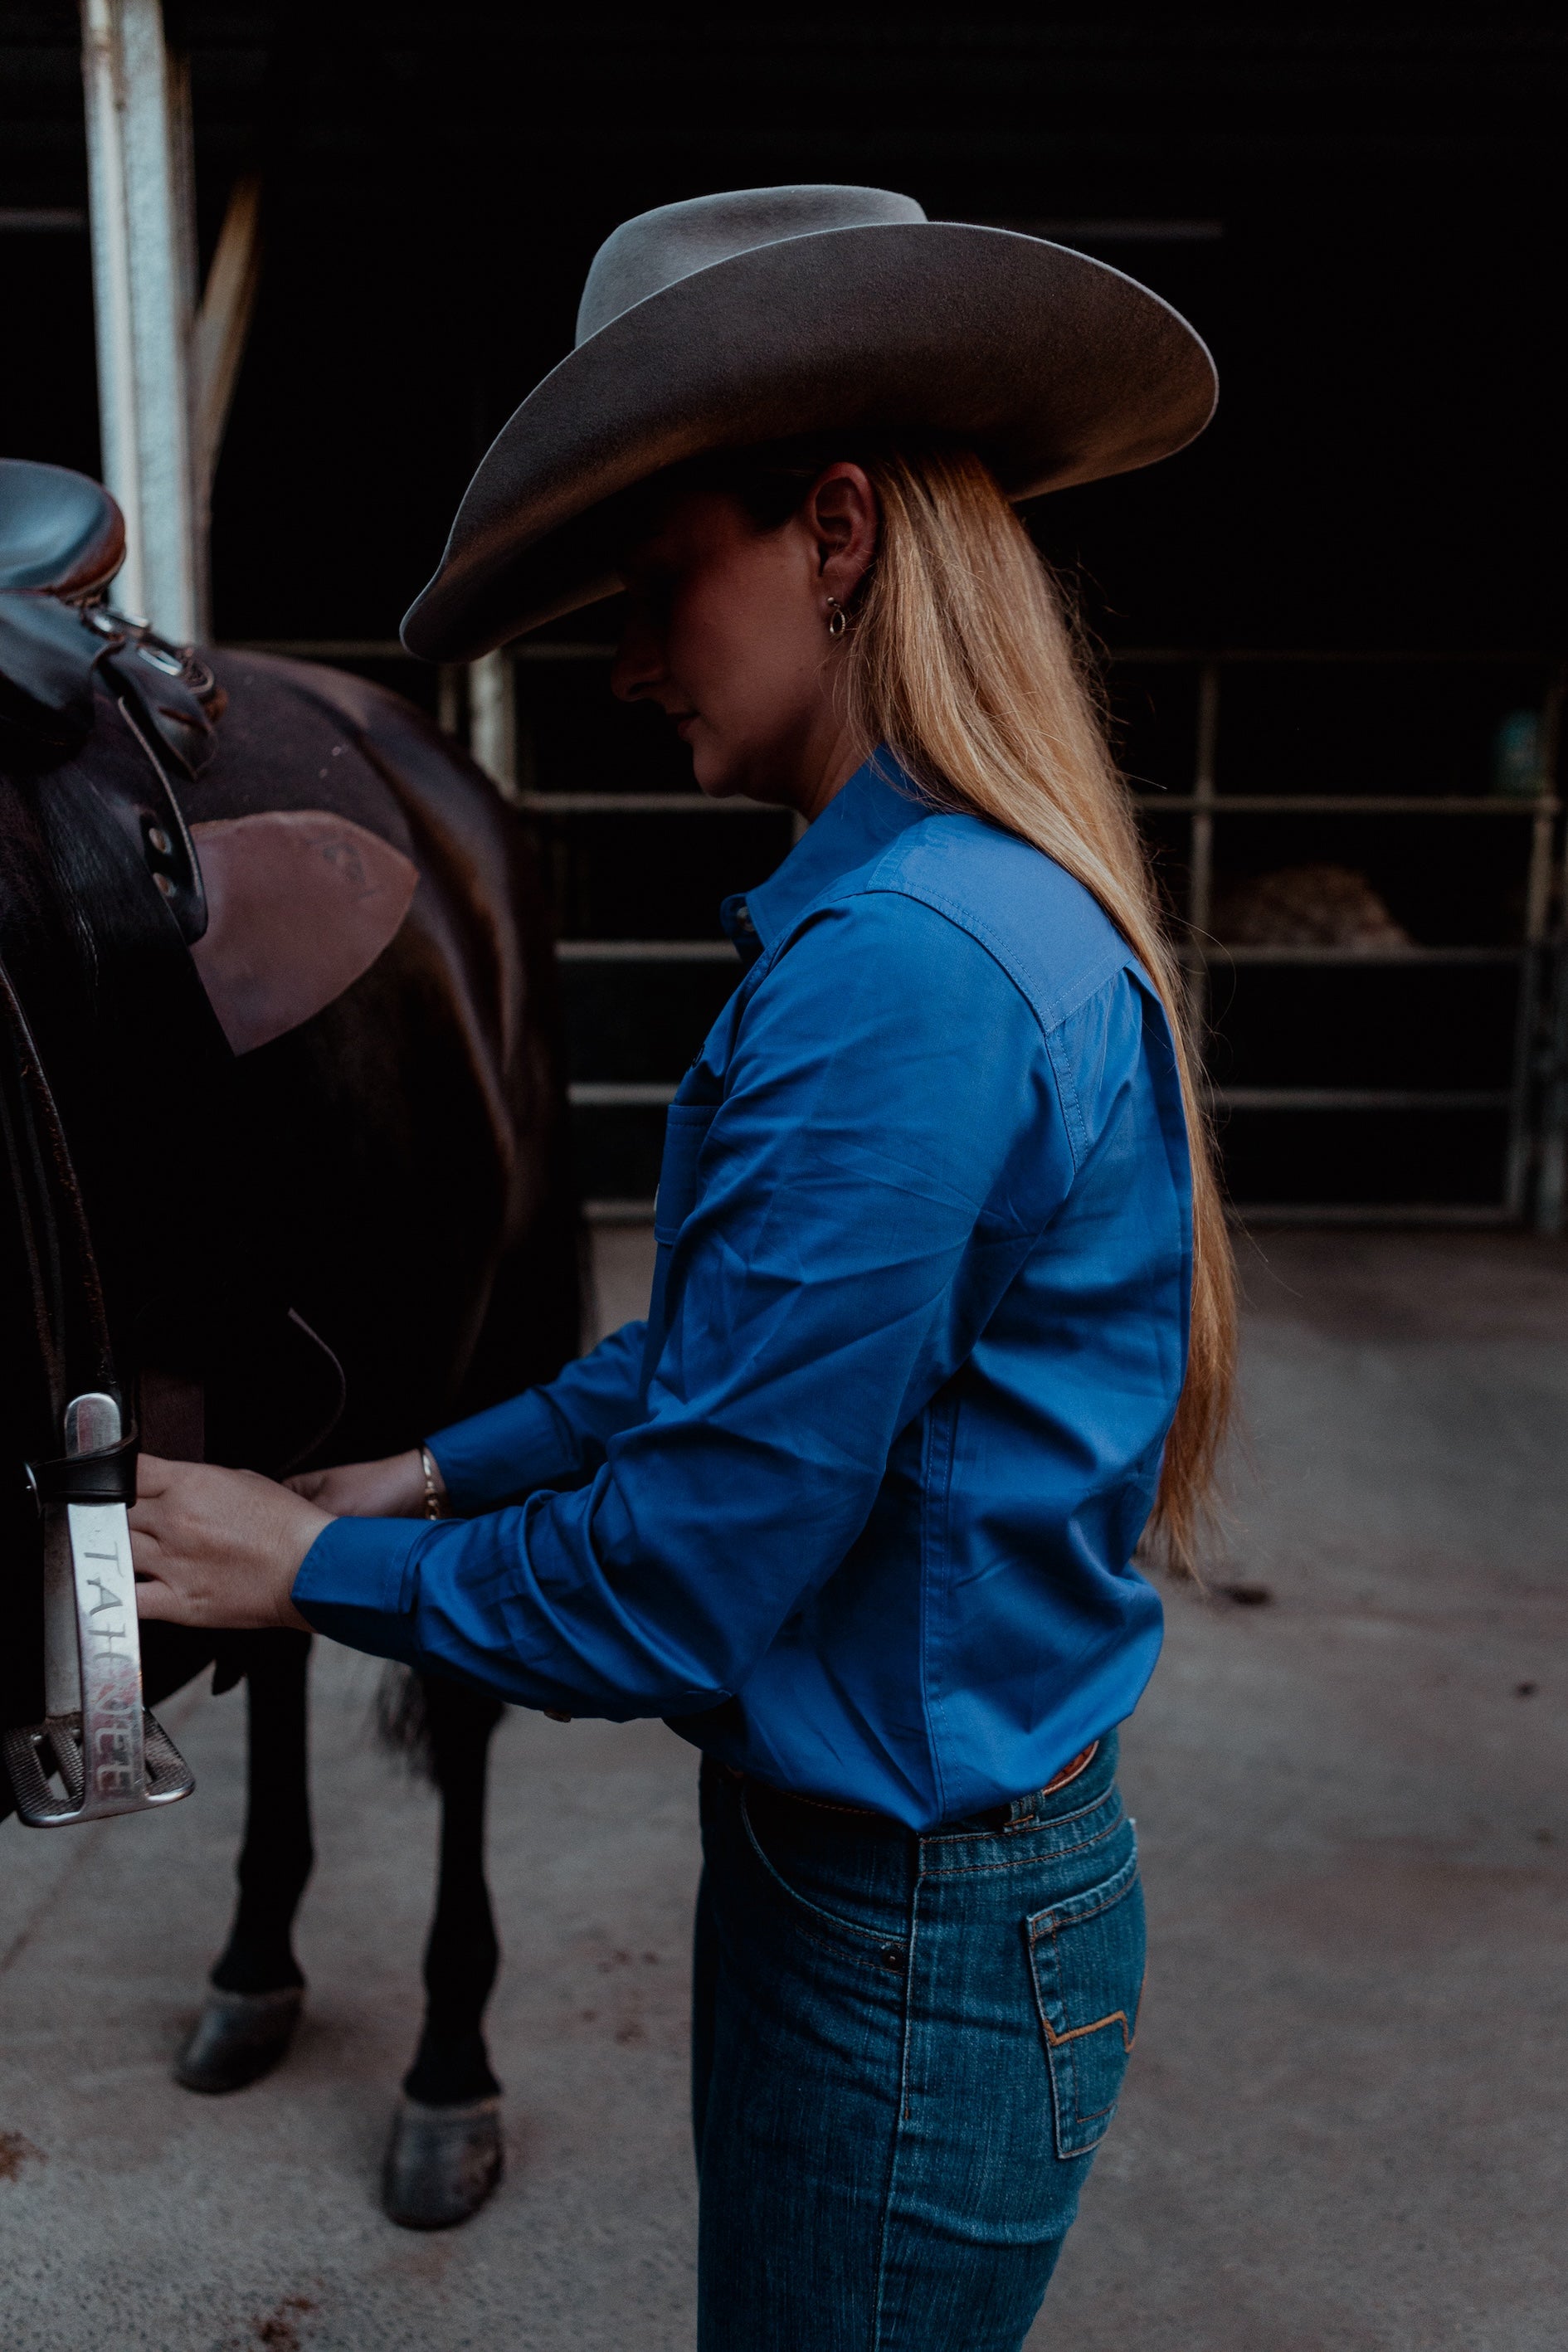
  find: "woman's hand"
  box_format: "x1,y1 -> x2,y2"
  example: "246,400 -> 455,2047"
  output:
285,1448 -> 434,1518
130,1455 -> 327,1631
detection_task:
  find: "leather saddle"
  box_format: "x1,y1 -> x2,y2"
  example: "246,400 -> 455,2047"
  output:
0,460 -> 421,1030
0,460 -> 222,913
0,457 -> 126,599
0,460 -> 349,1482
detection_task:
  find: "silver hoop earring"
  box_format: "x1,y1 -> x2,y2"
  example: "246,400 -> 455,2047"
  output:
825,598 -> 847,639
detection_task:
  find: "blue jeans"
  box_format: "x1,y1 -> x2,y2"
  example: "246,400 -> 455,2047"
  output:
692,1734 -> 1143,2350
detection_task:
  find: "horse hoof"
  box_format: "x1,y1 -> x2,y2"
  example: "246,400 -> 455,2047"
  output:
381,2094 -> 504,2229
174,1984 -> 304,2094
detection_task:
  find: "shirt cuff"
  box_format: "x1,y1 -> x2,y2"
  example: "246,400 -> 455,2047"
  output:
290,1514 -> 427,1664
425,1385 -> 578,1512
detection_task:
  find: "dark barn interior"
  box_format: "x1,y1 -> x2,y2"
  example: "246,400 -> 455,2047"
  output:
5,17 -> 1568,2350
3,8 -> 1565,1219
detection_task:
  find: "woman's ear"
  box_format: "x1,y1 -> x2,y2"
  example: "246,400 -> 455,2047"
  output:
807,464 -> 878,605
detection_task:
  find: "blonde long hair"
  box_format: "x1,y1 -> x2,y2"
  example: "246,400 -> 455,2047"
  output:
836,446 -> 1235,1570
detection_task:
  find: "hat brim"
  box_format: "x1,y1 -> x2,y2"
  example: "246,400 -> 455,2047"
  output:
401,222 -> 1217,661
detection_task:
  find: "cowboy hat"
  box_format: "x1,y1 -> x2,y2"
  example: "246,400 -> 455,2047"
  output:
401,184 -> 1216,661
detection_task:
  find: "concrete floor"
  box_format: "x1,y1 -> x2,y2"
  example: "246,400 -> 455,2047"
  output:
2,1226 -> 1566,2350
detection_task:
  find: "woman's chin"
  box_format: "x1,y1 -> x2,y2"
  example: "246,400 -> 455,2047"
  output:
690,747 -> 742,801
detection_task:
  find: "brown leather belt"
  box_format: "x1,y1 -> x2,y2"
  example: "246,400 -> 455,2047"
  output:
738,1741 -> 1100,1833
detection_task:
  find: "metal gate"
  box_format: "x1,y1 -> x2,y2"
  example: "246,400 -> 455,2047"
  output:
235,635 -> 1567,1234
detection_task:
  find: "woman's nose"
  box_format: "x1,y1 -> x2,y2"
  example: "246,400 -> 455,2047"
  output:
611,609 -> 663,704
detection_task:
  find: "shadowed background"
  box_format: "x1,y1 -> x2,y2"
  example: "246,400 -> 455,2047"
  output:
3,6 -> 1566,1214
1,12 -> 1566,2349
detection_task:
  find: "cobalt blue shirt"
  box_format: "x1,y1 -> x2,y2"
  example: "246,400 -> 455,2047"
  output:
293,753 -> 1192,1829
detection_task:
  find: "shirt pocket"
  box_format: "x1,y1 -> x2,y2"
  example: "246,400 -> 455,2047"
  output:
654,1101 -> 719,1244
1026,1831 -> 1145,2158
641,1102 -> 720,1400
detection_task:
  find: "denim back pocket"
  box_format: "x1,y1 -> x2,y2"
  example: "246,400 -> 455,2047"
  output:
1026,1832 -> 1145,2158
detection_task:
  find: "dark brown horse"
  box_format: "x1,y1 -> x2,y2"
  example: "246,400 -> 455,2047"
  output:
0,459 -> 580,2226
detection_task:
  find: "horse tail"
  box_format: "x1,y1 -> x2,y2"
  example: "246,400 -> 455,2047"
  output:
373,1663 -> 439,1780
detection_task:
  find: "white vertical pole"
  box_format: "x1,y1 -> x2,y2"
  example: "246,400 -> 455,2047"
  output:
80,0 -> 140,606
469,650 -> 520,802
436,665 -> 465,738
80,0 -> 198,641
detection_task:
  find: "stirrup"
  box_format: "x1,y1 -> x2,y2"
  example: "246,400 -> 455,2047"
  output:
4,1707 -> 193,1825
4,1390 -> 194,1827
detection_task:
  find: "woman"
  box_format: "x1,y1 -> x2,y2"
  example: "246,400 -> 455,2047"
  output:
133,185 -> 1234,2347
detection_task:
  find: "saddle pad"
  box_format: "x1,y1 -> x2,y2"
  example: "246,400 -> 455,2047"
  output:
188,811 -> 418,1054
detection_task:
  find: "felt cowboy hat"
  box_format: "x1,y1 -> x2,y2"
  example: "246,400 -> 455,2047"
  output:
401,183 -> 1216,662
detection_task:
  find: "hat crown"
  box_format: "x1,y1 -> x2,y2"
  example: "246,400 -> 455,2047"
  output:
575,183 -> 928,347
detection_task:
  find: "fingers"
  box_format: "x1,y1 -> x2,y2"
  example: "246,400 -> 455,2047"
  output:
134,1451 -> 178,1500
129,1452 -> 202,1539
126,1458 -> 329,1633
134,1576 -> 185,1624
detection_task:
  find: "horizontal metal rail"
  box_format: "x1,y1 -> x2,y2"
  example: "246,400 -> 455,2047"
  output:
1213,1087 -> 1512,1112
515,789 -> 1564,822
570,1081 -> 680,1107
523,791 -> 785,816
552,941 -> 1532,969
1135,793 -> 1557,816
1196,944 -> 1523,966
0,208 -> 90,233
1115,648 -> 1553,668
555,940 -> 1527,969
557,940 -> 736,962
224,638 -> 410,658
570,1081 -> 1517,1116
525,789 -> 1558,819
583,1195 -> 1529,1230
222,638 -> 611,663
1232,1201 -> 1521,1227
583,1197 -> 660,1225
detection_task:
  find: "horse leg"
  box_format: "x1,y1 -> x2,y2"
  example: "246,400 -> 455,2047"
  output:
174,1629 -> 314,2094
382,1673 -> 505,2228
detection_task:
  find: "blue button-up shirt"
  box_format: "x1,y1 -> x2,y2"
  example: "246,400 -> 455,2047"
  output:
294,753 -> 1192,1828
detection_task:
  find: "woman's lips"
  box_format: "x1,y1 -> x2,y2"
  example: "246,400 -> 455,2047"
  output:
673,712 -> 697,741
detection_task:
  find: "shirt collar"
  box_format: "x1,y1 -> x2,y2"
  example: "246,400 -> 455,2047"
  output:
719,750 -> 928,962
